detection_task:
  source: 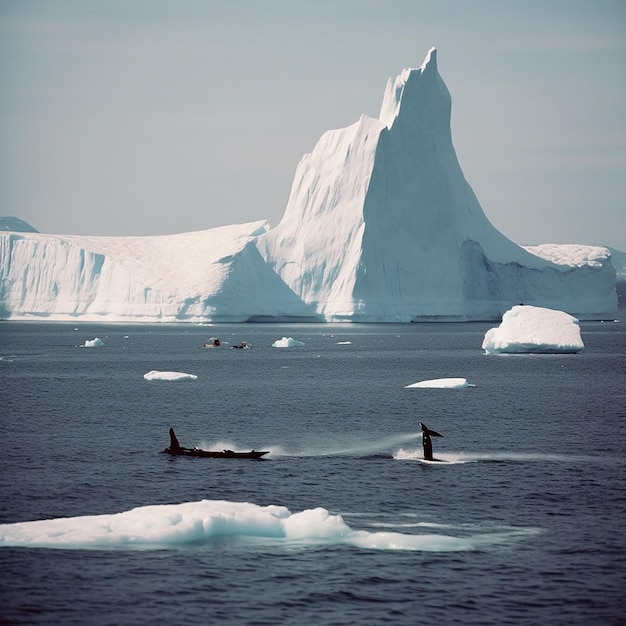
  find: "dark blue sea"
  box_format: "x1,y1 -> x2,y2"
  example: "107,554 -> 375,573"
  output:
1,316 -> 625,625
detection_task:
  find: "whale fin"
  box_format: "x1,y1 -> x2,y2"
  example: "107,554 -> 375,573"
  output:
418,422 -> 443,437
169,428 -> 182,452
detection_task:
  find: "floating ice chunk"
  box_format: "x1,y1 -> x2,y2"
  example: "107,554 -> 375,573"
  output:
482,305 -> 584,354
83,338 -> 104,348
0,499 -> 535,552
143,370 -> 198,382
405,378 -> 472,389
272,337 -> 304,348
284,507 -> 351,540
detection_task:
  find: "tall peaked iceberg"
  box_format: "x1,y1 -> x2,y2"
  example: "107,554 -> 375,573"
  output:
257,48 -> 616,321
0,48 -> 617,323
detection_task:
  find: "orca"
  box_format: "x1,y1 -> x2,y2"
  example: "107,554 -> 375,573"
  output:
164,428 -> 270,459
168,427 -> 183,453
418,422 -> 443,461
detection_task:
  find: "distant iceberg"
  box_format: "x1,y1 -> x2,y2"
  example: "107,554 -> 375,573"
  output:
405,378 -> 473,389
83,338 -> 104,348
143,370 -> 198,382
482,305 -> 584,354
272,337 -> 305,348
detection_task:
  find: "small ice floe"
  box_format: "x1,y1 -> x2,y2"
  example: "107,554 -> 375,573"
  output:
83,338 -> 105,348
143,370 -> 198,382
405,378 -> 473,389
272,337 -> 304,348
482,305 -> 584,354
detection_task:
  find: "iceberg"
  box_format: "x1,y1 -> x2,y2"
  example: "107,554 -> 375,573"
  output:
0,498 -> 535,552
482,305 -> 584,354
272,336 -> 305,348
0,50 -> 618,323
0,216 -> 38,233
0,222 -> 315,322
405,378 -> 473,389
257,48 -> 616,322
83,338 -> 105,348
143,370 -> 198,382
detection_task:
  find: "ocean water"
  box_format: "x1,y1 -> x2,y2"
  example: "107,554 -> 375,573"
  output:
1,319 -> 625,625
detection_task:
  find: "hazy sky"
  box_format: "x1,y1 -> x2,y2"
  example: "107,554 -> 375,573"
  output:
1,0 -> 625,250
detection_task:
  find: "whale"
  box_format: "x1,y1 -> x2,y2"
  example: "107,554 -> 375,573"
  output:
164,428 -> 269,459
418,422 -> 443,461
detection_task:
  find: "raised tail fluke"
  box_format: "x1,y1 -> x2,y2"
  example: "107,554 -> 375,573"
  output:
418,422 -> 443,437
418,422 -> 443,461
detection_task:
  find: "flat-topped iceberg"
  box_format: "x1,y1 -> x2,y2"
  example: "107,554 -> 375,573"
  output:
143,370 -> 198,382
482,305 -> 584,354
405,378 -> 473,389
0,222 -> 315,322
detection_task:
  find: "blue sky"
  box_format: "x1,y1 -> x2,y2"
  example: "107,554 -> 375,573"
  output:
1,0 -> 625,250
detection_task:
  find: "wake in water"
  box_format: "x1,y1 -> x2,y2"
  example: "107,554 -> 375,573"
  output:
394,449 -> 613,464
0,499 -> 539,552
267,432 -> 422,458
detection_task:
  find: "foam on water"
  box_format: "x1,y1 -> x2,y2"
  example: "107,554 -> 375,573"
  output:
394,449 -> 612,464
0,499 -> 538,551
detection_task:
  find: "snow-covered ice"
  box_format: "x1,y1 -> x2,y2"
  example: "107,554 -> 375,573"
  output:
0,49 -> 617,323
83,338 -> 104,348
405,378 -> 473,389
257,48 -> 617,322
143,370 -> 198,382
0,498 -> 536,552
0,222 -> 315,322
272,337 -> 305,348
482,305 -> 584,354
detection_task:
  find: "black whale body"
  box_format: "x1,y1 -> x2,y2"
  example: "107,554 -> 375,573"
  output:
418,422 -> 443,461
164,428 -> 269,459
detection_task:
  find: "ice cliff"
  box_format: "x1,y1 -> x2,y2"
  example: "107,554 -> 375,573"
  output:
0,222 -> 315,322
257,48 -> 616,321
0,49 -> 618,323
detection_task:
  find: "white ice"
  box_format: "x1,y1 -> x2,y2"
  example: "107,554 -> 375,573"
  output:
272,337 -> 305,348
83,338 -> 104,348
405,377 -> 472,389
0,50 -> 617,324
256,48 -> 617,322
0,499 -> 536,552
482,305 -> 584,354
143,370 -> 198,382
